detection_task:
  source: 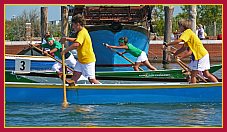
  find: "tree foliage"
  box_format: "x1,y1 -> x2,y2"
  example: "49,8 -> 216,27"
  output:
152,5 -> 222,36
197,5 -> 222,35
5,9 -> 40,41
151,5 -> 165,36
5,9 -> 62,41
5,5 -> 222,41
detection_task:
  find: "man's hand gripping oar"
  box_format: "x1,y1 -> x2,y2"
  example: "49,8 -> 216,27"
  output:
165,46 -> 207,83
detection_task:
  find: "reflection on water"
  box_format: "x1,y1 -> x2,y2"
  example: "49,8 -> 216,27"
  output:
175,103 -> 222,126
74,105 -> 99,127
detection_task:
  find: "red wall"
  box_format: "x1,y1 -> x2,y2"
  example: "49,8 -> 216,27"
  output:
148,43 -> 222,62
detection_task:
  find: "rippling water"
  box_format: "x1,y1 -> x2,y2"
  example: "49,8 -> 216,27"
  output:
5,102 -> 222,127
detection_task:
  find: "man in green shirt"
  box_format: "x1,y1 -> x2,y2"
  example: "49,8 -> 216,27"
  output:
106,37 -> 157,71
33,37 -> 77,76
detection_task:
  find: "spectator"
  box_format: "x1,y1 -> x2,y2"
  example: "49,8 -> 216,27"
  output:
197,24 -> 206,40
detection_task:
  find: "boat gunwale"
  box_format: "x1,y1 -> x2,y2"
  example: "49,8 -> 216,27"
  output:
5,82 -> 222,90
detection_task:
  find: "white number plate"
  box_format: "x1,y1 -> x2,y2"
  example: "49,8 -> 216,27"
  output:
15,59 -> 31,73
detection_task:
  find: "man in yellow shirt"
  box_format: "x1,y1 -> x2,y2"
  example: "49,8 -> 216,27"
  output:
60,14 -> 100,84
164,19 -> 218,83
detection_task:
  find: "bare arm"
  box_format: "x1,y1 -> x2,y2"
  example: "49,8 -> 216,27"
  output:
107,45 -> 128,49
174,45 -> 187,57
49,48 -> 58,54
166,39 -> 184,46
178,48 -> 192,59
43,48 -> 58,55
61,42 -> 80,55
66,37 -> 77,42
60,37 -> 77,44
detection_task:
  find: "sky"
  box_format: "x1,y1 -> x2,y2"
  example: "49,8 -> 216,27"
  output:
5,5 -> 61,21
5,5 -> 182,21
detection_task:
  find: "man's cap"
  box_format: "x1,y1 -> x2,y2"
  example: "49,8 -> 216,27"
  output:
47,37 -> 54,41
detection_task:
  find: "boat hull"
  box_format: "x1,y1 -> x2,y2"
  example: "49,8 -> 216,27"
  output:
5,82 -> 222,104
5,55 -> 55,71
5,64 -> 222,83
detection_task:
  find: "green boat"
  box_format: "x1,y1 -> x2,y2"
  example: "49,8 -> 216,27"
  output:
5,64 -> 222,83
96,64 -> 222,81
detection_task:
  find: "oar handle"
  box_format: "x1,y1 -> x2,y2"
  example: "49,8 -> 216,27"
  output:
166,49 -> 207,83
163,42 -> 183,50
177,59 -> 207,83
103,43 -> 144,71
176,59 -> 189,72
29,44 -> 74,72
61,43 -> 69,108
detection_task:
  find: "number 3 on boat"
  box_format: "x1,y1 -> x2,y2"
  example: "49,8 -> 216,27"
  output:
15,59 -> 31,73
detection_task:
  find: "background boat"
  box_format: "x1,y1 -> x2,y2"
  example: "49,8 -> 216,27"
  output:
5,54 -> 55,71
87,24 -> 149,66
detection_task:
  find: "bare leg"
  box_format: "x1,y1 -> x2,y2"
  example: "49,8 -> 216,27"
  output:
88,78 -> 101,84
190,70 -> 198,83
56,71 -> 62,78
72,71 -> 82,83
133,62 -> 141,71
143,60 -> 157,70
203,70 -> 218,82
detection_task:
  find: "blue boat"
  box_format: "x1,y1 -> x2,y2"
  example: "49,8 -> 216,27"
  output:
5,82 -> 222,104
88,24 -> 149,66
6,25 -> 149,69
5,54 -> 55,71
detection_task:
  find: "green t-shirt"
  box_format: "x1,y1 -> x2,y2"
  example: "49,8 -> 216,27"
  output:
42,41 -> 71,59
125,43 -> 142,57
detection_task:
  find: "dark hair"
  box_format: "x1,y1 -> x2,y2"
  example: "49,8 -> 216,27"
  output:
72,14 -> 86,26
119,37 -> 128,43
44,34 -> 51,41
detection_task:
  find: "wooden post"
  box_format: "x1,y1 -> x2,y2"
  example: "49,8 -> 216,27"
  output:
213,21 -> 217,36
61,6 -> 69,37
163,6 -> 174,65
25,23 -> 31,41
146,5 -> 155,33
189,5 -> 197,33
41,7 -> 48,43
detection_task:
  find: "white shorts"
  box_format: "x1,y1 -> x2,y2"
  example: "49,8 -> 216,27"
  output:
52,54 -> 77,72
74,61 -> 96,79
189,54 -> 210,71
136,51 -> 148,62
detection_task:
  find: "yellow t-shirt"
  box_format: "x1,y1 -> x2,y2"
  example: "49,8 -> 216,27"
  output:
75,27 -> 96,64
179,29 -> 208,60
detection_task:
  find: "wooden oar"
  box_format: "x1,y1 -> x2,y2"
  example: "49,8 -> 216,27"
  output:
29,44 -> 74,72
177,59 -> 207,83
166,51 -> 207,83
61,43 -> 69,108
103,43 -> 144,71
